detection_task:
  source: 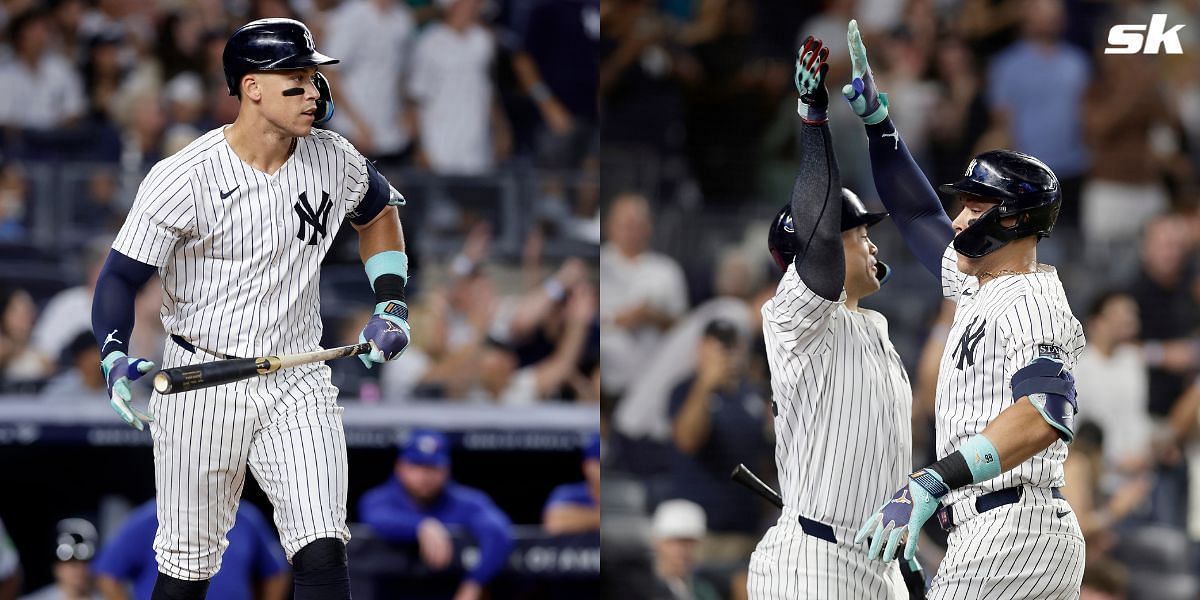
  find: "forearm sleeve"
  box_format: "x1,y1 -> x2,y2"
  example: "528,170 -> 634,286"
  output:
91,250 -> 157,356
792,122 -> 844,301
864,119 -> 955,279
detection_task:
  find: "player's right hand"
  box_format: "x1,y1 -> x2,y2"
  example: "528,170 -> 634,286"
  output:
101,351 -> 156,431
842,19 -> 890,125
417,517 -> 453,570
795,36 -> 830,113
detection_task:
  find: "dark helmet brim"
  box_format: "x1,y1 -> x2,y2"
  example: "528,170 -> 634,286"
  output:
937,180 -> 1006,202
851,210 -> 888,230
263,50 -> 340,70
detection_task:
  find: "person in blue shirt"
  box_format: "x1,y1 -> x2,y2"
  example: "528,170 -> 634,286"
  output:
542,432 -> 600,535
359,429 -> 515,600
92,500 -> 289,600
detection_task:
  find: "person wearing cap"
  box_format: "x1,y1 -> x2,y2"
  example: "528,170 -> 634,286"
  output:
359,429 -> 514,600
667,319 -> 771,563
20,519 -> 101,600
92,500 -> 289,600
542,433 -> 601,535
652,500 -> 721,600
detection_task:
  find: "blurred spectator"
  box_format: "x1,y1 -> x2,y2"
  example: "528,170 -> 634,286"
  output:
359,429 -> 514,600
599,193 -> 688,397
512,0 -> 598,167
50,0 -> 87,64
408,0 -> 510,174
468,280 -> 595,404
957,0 -> 1023,58
1079,557 -> 1128,600
666,319 -> 770,563
0,516 -> 20,600
0,287 -> 48,387
650,499 -> 720,600
1061,422 -> 1152,557
598,0 -> 686,151
92,499 -> 289,600
1129,216 -> 1200,416
115,89 -> 165,171
613,248 -> 761,444
79,30 -> 127,125
0,7 -> 86,130
543,432 -> 601,535
0,164 -> 29,241
20,518 -> 100,600
30,239 -> 106,368
321,0 -> 416,164
154,11 -> 204,81
70,169 -> 123,235
1081,52 -> 1172,261
986,0 -> 1089,223
927,35 -> 990,185
39,332 -> 105,403
1074,291 -> 1153,473
160,73 -> 207,155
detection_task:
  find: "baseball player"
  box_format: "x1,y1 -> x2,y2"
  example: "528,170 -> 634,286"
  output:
842,21 -> 1086,598
89,19 -> 410,600
747,37 -> 922,599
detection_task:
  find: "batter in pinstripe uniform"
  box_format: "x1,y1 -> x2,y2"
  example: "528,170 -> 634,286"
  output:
89,19 -> 410,600
747,36 -> 920,600
842,21 -> 1086,599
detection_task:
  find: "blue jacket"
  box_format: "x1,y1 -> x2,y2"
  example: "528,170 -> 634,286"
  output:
92,500 -> 287,600
359,478 -> 514,584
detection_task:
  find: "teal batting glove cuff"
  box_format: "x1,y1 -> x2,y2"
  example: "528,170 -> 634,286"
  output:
960,434 -> 1002,483
101,350 -> 156,431
364,250 -> 409,288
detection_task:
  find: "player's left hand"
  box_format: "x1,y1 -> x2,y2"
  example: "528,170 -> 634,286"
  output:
842,19 -> 890,125
101,350 -> 156,431
358,301 -> 411,368
855,470 -> 948,561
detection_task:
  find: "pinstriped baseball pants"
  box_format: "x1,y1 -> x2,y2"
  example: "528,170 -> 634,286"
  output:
148,340 -> 351,580
930,486 -> 1085,599
747,509 -> 907,599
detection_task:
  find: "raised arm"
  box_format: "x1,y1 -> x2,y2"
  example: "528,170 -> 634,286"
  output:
790,36 -> 844,302
841,20 -> 954,279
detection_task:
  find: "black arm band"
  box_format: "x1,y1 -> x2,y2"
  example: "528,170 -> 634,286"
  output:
373,273 -> 407,304
926,451 -> 972,490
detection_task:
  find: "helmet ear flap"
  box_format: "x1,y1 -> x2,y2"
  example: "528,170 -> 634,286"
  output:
313,71 -> 335,125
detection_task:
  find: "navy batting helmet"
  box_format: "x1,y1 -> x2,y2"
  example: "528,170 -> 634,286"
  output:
768,188 -> 891,284
223,18 -> 339,122
939,149 -> 1061,258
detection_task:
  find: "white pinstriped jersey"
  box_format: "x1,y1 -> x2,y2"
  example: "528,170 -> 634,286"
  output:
113,126 -> 371,358
936,243 -> 1085,507
761,263 -> 912,537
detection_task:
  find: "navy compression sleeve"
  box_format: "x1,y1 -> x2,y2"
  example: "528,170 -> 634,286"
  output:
792,122 -> 845,301
864,119 -> 955,279
91,250 -> 157,356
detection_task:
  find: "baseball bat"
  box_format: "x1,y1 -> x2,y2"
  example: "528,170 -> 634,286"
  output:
153,343 -> 372,394
730,463 -> 783,509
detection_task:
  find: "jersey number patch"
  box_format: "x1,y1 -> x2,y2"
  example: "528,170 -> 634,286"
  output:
294,191 -> 333,245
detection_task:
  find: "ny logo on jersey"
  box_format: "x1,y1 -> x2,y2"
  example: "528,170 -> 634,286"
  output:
953,315 -> 987,370
294,191 -> 333,245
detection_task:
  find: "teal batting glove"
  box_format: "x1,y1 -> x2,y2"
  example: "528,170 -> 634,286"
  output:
101,350 -> 156,431
841,19 -> 890,125
855,469 -> 947,562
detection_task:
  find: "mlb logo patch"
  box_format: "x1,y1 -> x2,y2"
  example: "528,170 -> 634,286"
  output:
1037,344 -> 1063,360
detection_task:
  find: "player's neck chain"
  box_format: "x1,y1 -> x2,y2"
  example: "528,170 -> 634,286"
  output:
977,263 -> 1049,284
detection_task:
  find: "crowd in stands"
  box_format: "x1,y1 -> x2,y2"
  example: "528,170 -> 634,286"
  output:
599,0 -> 1200,599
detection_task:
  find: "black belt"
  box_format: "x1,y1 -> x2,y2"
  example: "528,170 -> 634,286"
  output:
797,515 -> 837,544
171,335 -> 240,360
936,486 -> 1064,533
